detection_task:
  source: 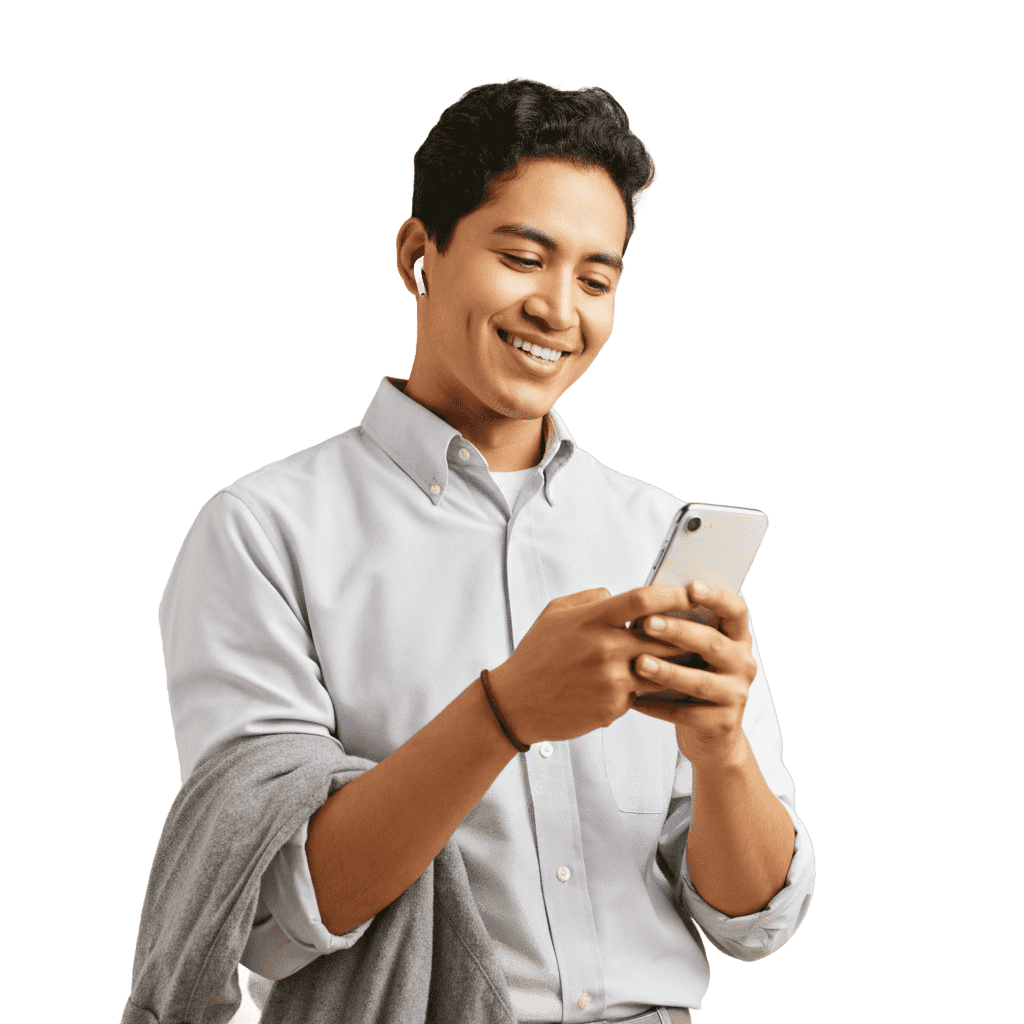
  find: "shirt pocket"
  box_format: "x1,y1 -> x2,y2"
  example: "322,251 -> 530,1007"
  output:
602,712 -> 677,814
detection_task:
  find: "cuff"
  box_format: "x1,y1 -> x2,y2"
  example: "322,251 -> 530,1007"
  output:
678,798 -> 814,961
241,816 -> 375,980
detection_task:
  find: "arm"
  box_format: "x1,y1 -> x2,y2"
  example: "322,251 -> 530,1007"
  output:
306,586 -> 705,935
305,677 -> 517,934
685,735 -> 795,916
164,493 -> 696,948
633,581 -> 796,917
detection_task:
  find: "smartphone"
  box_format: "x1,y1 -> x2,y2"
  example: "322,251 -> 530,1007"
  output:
634,503 -> 768,704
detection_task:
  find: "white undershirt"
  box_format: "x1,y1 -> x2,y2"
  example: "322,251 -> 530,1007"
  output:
489,466 -> 538,511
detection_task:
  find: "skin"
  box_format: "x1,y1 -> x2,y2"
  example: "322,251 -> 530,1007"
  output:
306,157 -> 794,934
399,157 -> 623,470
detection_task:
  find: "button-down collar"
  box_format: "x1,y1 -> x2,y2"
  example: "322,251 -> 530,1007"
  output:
360,377 -> 576,508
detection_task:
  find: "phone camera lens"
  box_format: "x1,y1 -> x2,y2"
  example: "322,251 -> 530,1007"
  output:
685,517 -> 701,533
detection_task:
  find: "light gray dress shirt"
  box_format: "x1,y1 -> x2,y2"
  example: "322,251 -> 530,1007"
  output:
161,377 -> 814,1022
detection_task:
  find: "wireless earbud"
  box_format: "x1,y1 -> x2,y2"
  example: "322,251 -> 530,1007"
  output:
413,257 -> 426,296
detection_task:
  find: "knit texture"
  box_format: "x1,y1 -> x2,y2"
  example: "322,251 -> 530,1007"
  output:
122,732 -> 516,1024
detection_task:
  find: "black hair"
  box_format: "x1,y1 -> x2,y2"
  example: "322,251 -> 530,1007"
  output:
412,79 -> 655,255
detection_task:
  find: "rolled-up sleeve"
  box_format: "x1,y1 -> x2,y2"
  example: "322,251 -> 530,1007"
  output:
658,615 -> 815,960
677,798 -> 814,960
160,489 -> 374,978
242,817 -> 375,979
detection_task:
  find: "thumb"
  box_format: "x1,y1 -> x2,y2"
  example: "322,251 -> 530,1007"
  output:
550,587 -> 612,610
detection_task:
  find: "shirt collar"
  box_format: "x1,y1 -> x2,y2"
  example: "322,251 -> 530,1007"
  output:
360,377 -> 576,506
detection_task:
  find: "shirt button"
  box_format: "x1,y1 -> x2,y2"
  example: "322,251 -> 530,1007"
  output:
538,741 -> 554,758
577,992 -> 591,1010
458,448 -> 470,460
429,484 -> 441,495
556,865 -> 571,883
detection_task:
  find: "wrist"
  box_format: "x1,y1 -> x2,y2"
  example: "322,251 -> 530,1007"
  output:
679,725 -> 751,774
480,667 -> 530,752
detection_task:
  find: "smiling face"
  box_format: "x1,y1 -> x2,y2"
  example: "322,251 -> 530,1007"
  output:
401,157 -> 628,438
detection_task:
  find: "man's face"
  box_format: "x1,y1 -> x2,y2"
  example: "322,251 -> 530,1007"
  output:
411,157 -> 628,424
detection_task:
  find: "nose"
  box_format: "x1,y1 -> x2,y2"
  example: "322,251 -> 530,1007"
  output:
522,271 -> 578,333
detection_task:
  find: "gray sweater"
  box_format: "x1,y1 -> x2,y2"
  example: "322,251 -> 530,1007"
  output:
121,733 -> 517,1023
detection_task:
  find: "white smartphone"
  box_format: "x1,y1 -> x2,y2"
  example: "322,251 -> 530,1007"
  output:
634,502 -> 768,704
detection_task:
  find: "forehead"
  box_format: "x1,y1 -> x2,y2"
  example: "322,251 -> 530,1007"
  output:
464,158 -> 628,255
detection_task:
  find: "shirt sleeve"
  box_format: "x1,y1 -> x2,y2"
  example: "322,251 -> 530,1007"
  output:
160,488 -> 374,978
656,612 -> 815,961
676,798 -> 814,961
241,817 -> 375,980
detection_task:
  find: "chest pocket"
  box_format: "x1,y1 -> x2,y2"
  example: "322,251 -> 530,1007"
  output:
602,712 -> 678,814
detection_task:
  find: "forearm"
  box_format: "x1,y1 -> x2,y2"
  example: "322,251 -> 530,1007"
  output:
685,735 -> 796,918
305,677 -> 518,935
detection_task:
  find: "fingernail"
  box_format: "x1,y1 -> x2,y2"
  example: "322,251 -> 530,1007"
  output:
648,616 -> 666,632
640,655 -> 659,674
692,580 -> 710,597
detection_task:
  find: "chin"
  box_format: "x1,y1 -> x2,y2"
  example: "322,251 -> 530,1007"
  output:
492,386 -> 556,421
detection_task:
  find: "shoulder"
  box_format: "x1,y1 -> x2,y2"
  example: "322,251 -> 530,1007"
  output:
218,426 -> 376,519
561,445 -> 682,528
226,427 -> 364,501
190,426 -> 373,547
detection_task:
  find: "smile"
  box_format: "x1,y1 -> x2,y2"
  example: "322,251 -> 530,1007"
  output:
497,328 -> 566,363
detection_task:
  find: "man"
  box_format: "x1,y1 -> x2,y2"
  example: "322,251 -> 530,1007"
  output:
155,80 -> 813,1022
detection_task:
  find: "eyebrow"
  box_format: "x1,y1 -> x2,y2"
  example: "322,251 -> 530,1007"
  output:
491,223 -> 624,274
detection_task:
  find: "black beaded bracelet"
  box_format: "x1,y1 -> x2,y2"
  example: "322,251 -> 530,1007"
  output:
479,669 -> 530,753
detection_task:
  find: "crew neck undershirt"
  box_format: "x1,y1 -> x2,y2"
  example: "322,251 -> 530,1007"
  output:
489,466 -> 537,510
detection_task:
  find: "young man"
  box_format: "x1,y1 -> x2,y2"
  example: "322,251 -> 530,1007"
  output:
154,81 -> 813,1023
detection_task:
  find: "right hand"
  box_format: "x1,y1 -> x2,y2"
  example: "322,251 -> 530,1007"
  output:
486,586 -> 695,745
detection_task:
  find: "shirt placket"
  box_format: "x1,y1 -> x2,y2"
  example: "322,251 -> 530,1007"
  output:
506,485 -> 607,1022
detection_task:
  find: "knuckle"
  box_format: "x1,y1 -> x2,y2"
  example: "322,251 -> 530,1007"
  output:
706,631 -> 729,659
636,587 -> 658,614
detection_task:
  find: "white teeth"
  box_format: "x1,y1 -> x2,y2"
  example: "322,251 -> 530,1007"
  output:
510,335 -> 561,362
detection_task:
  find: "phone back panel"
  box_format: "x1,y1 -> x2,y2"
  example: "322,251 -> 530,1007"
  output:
648,503 -> 768,592
639,503 -> 768,702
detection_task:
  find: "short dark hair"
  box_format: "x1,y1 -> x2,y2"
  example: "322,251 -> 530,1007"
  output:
412,80 -> 655,255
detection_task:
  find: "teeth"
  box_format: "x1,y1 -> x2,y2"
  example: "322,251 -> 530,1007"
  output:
510,336 -> 561,362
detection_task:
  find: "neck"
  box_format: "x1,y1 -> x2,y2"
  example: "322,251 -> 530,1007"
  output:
394,378 -> 546,471
462,416 -> 547,472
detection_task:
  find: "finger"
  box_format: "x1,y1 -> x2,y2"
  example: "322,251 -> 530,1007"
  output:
632,654 -> 738,705
631,697 -> 716,723
635,616 -> 744,674
596,585 -> 694,628
552,587 -> 613,611
629,673 -> 671,694
685,581 -> 750,641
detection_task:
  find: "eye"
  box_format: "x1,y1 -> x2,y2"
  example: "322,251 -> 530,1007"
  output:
502,253 -> 541,269
583,278 -> 611,294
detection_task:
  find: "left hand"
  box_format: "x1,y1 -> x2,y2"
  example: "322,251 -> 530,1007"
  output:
630,580 -> 758,767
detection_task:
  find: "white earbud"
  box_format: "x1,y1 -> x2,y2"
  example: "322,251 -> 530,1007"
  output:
413,257 -> 426,296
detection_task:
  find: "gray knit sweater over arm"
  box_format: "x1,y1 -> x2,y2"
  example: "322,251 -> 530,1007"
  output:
122,733 -> 516,1024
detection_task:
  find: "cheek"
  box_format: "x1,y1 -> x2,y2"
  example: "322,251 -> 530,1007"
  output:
459,263 -> 521,314
582,300 -> 615,349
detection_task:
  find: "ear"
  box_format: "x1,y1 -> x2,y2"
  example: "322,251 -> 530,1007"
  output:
397,218 -> 430,298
